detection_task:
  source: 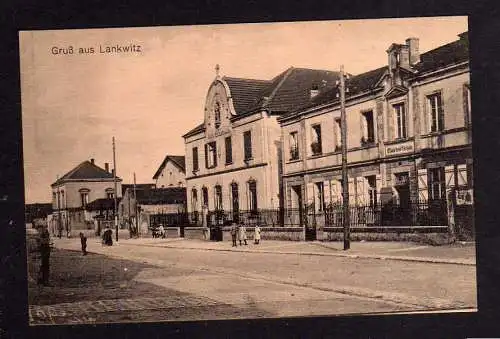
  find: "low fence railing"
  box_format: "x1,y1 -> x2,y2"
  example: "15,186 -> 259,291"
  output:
194,200 -> 450,228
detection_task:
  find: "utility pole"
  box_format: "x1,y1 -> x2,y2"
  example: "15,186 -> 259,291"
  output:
134,172 -> 138,237
113,136 -> 118,242
340,65 -> 350,250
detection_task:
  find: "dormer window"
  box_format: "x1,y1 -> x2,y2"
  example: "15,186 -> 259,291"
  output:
214,102 -> 221,128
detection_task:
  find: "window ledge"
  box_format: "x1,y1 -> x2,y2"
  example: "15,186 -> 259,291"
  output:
385,137 -> 414,145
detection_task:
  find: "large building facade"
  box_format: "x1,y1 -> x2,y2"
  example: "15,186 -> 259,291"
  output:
279,32 -> 471,232
183,67 -> 341,226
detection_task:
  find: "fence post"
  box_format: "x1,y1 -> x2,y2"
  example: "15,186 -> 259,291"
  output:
447,188 -> 456,240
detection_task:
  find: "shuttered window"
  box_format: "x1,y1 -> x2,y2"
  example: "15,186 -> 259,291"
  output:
192,147 -> 199,171
225,137 -> 232,164
428,92 -> 444,132
428,167 -> 446,200
205,142 -> 217,168
244,131 -> 252,160
248,180 -> 257,212
393,103 -> 407,139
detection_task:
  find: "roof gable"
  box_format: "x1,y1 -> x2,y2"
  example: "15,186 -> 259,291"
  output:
153,155 -> 186,180
52,160 -> 119,186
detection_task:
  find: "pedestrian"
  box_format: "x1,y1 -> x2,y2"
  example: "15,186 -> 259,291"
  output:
230,223 -> 238,247
79,232 -> 87,255
239,223 -> 247,246
158,224 -> 165,238
38,226 -> 51,286
254,225 -> 261,245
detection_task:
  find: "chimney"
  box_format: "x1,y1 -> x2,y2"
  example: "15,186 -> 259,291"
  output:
111,169 -> 115,176
406,37 -> 420,66
310,84 -> 320,99
105,163 -> 109,172
90,158 -> 95,165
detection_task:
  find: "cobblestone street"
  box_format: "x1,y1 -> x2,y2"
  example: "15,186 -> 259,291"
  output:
28,237 -> 477,325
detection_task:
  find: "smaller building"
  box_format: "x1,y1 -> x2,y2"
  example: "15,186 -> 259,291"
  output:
152,155 -> 186,188
49,158 -> 122,235
119,186 -> 187,234
85,197 -> 122,235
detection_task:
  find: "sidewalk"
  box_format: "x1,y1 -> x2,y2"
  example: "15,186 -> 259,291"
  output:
65,237 -> 476,266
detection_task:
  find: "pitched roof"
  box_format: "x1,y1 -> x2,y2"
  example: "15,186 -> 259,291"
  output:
296,66 -> 388,111
182,122 -> 205,138
283,32 -> 469,117
227,67 -> 341,114
121,183 -> 156,196
85,197 -> 122,211
152,155 -> 186,180
135,187 -> 187,205
51,160 -> 121,187
415,31 -> 469,73
183,67 -> 341,138
223,77 -> 271,113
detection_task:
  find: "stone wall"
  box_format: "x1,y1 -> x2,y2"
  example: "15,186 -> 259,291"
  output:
220,226 -> 304,242
184,227 -> 208,240
165,227 -> 180,238
320,227 -> 453,245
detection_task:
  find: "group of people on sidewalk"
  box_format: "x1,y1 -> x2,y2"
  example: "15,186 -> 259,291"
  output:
230,223 -> 261,247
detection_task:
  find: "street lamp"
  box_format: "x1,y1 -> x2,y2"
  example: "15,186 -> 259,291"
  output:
336,65 -> 350,250
113,136 -> 118,242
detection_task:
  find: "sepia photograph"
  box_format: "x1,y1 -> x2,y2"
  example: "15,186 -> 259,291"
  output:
19,16 -> 476,325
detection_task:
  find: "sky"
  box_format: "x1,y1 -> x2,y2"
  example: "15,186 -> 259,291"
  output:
19,16 -> 468,203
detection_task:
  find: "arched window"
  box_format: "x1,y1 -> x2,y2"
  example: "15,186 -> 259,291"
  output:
248,180 -> 257,212
214,185 -> 223,211
105,188 -> 114,199
191,188 -> 198,212
214,102 -> 221,128
79,188 -> 90,207
202,187 -> 209,207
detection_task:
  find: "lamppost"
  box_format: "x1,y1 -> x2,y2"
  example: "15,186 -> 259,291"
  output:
336,65 -> 350,250
113,136 -> 118,242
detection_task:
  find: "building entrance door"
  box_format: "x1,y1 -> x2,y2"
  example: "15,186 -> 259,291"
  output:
394,172 -> 411,225
291,185 -> 304,228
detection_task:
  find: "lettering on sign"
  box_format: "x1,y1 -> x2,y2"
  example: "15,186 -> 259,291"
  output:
386,142 -> 414,156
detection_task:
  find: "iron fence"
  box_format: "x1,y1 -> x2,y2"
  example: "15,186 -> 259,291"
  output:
194,200 -> 449,228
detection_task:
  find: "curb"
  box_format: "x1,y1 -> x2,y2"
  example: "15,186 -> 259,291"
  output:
120,242 -> 475,266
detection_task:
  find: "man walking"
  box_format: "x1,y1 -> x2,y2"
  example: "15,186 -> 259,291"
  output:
80,232 -> 88,255
38,226 -> 51,286
230,223 -> 238,247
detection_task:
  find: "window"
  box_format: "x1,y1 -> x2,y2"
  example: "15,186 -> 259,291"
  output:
393,103 -> 407,139
465,84 -> 471,126
243,131 -> 252,160
315,182 -> 325,212
192,147 -> 199,172
205,141 -> 217,168
248,180 -> 257,212
361,110 -> 375,145
80,192 -> 89,207
427,92 -> 444,132
191,189 -> 198,212
202,187 -> 209,207
61,191 -> 65,208
334,118 -> 342,151
289,131 -> 299,160
311,124 -> 322,155
366,175 -> 377,207
428,167 -> 446,200
214,102 -> 221,128
214,185 -> 223,210
225,136 -> 232,164
107,192 -> 114,199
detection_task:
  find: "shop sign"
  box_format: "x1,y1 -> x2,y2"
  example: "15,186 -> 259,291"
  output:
456,189 -> 473,205
386,141 -> 414,156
